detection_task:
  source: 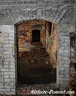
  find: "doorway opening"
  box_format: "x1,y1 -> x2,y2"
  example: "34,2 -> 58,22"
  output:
32,30 -> 40,42
16,20 -> 57,93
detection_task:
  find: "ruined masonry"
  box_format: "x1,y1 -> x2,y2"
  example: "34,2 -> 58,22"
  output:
0,0 -> 76,95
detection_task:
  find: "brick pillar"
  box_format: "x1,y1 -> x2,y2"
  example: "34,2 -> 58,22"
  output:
57,24 -> 70,90
0,25 -> 16,95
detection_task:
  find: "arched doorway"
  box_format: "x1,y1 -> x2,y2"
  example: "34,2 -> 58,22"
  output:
16,20 -> 58,92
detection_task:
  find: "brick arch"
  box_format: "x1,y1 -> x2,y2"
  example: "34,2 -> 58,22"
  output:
14,18 -> 70,91
14,9 -> 62,25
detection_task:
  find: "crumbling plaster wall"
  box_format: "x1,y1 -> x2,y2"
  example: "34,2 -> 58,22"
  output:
0,0 -> 76,95
46,22 -> 58,68
17,20 -> 46,52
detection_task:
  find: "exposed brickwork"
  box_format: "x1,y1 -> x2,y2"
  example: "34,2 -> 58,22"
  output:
0,25 -> 15,95
17,20 -> 46,51
57,24 -> 70,90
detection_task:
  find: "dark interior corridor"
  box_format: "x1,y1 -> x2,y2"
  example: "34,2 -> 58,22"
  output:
17,20 -> 57,86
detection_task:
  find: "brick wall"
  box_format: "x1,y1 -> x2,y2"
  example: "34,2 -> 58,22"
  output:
0,25 -> 15,95
17,20 -> 46,52
0,0 -> 75,95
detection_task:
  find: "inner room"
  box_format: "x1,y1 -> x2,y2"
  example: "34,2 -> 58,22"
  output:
16,20 -> 58,85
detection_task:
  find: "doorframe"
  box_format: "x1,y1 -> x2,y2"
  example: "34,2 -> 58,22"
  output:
14,19 -> 59,93
14,24 -> 20,87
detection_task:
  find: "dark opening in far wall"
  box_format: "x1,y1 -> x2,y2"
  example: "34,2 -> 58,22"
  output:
32,30 -> 40,42
49,22 -> 52,36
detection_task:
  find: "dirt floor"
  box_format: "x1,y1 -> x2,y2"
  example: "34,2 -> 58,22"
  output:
18,42 -> 56,84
